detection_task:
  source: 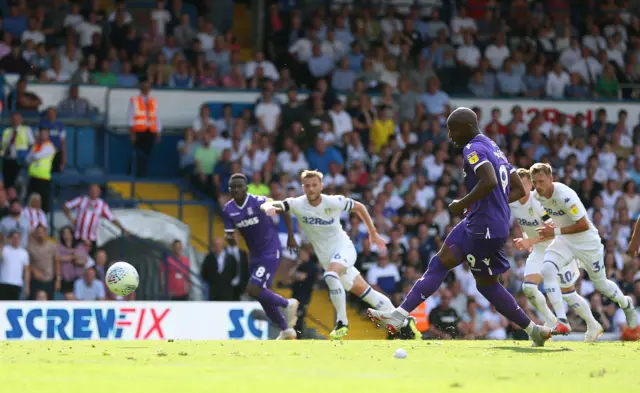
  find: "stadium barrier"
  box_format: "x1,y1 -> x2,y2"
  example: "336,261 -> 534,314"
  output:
0,301 -> 269,341
3,74 -> 637,130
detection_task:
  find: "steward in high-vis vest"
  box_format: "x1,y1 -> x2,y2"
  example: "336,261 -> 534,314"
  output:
128,78 -> 161,178
26,128 -> 56,213
1,112 -> 35,188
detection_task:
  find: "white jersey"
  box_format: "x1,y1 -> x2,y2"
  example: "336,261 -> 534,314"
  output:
509,194 -> 552,253
284,194 -> 354,262
533,182 -> 600,245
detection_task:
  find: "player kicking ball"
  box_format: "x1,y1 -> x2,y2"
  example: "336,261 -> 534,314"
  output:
510,168 -> 603,341
367,107 -> 552,347
530,163 -> 638,332
261,170 -> 420,340
223,174 -> 300,340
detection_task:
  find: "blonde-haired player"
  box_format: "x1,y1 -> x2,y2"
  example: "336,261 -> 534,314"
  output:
510,168 -> 603,341
531,163 -> 638,332
261,170 -> 419,340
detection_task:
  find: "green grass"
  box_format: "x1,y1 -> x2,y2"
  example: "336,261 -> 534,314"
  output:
1,340 -> 638,393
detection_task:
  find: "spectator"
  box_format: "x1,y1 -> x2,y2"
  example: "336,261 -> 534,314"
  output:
570,47 -> 603,86
254,88 -> 282,134
456,33 -> 481,69
200,237 -> 238,301
173,13 -> 196,48
524,64 -> 546,97
329,100 -> 353,143
160,239 -> 191,300
38,107 -> 66,172
308,43 -> 334,79
57,84 -> 94,117
428,289 -> 462,339
247,171 -> 270,196
331,57 -> 356,91
57,226 -> 88,300
420,77 -> 450,122
27,224 -> 59,300
193,131 -> 218,196
76,12 -> 102,48
0,41 -> 30,75
371,105 -> 395,153
150,0 -> 171,36
0,200 -> 30,248
63,184 -> 128,255
22,16 -> 45,45
485,32 -> 510,70
291,247 -> 319,338
73,267 -> 106,301
497,60 -> 526,96
565,72 -> 591,98
1,112 -> 35,189
306,138 -> 343,175
169,60 -> 194,88
596,63 -> 620,98
0,189 -> 9,219
21,193 -> 47,233
0,230 -> 30,301
366,253 -> 400,298
245,50 -> 279,82
546,62 -> 571,98
25,128 -> 55,213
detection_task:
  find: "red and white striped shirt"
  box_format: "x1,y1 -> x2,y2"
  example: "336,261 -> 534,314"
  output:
21,208 -> 48,232
64,196 -> 115,241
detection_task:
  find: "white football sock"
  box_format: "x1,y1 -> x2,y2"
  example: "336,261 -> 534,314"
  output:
360,286 -> 394,311
542,262 -> 567,320
563,291 -> 599,327
593,278 -> 627,308
523,282 -> 557,325
324,271 -> 348,325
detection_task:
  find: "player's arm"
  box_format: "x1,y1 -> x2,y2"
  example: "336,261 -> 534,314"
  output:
507,170 -> 525,203
454,162 -> 498,212
259,199 -> 289,214
537,193 -> 589,238
627,218 -> 640,256
352,200 -> 378,236
222,210 -> 238,246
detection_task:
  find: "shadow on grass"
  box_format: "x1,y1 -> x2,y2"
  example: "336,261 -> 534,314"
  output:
492,346 -> 573,354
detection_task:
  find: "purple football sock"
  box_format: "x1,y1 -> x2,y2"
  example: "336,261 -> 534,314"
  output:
258,287 -> 289,308
260,301 -> 288,331
400,256 -> 450,313
477,282 -> 531,330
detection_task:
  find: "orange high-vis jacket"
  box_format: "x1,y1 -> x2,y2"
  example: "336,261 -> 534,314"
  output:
410,301 -> 430,332
130,95 -> 158,132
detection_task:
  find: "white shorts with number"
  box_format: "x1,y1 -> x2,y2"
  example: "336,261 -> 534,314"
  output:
525,246 -> 581,289
543,235 -> 606,282
324,239 -> 360,289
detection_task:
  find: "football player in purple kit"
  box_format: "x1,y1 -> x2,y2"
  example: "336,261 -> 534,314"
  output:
367,107 -> 553,346
223,173 -> 301,340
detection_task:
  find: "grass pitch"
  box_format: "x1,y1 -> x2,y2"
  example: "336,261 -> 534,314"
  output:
0,340 -> 638,393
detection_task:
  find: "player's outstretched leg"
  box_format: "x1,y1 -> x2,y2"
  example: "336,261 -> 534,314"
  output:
476,277 -> 552,347
349,275 -> 419,339
324,270 -> 349,339
590,276 -> 638,329
522,281 -> 557,327
247,282 -> 297,339
368,254 -> 450,334
541,261 -> 571,334
562,289 -> 603,342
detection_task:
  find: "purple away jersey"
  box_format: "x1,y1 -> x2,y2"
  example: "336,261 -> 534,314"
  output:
462,134 -> 513,239
444,134 -> 513,277
222,195 -> 282,287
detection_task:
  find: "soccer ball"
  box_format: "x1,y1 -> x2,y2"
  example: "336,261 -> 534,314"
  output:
105,262 -> 139,297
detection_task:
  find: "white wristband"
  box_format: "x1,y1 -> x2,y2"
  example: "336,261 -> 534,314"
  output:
554,227 -> 561,236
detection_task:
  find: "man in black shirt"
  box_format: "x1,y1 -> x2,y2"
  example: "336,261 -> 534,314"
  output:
291,248 -> 319,339
428,289 -> 461,339
396,192 -> 424,235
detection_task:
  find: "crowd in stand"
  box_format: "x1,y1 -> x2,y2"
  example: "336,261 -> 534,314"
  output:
3,0 -> 640,339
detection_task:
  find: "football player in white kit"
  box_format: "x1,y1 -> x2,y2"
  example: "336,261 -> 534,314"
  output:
530,163 -> 638,332
510,168 -> 603,341
261,170 -> 420,340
